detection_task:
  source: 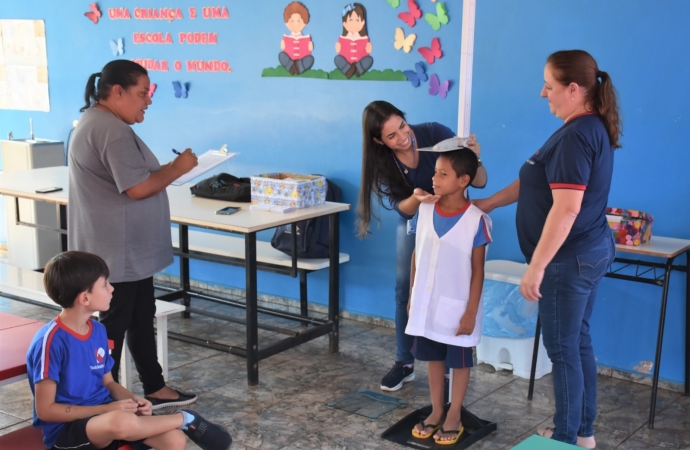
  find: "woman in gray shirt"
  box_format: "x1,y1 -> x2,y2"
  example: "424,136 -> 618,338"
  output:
68,60 -> 198,409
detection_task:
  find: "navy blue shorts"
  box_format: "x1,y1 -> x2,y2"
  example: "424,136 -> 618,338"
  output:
412,336 -> 474,369
51,416 -> 150,450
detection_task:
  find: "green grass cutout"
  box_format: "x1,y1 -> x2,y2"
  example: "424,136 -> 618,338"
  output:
261,66 -> 330,79
261,66 -> 407,81
328,68 -> 407,81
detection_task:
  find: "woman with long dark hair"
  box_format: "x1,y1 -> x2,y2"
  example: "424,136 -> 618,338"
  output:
68,60 -> 198,409
475,50 -> 621,447
357,100 -> 487,391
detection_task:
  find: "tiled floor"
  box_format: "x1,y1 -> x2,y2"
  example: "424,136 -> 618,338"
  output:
1,295 -> 688,450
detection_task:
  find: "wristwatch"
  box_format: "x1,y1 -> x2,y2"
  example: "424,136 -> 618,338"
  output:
477,157 -> 483,167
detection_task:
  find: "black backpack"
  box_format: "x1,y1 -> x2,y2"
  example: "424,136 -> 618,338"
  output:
270,179 -> 342,258
190,173 -> 251,202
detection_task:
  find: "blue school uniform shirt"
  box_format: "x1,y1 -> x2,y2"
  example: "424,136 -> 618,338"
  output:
516,113 -> 613,262
26,316 -> 115,449
409,201 -> 491,247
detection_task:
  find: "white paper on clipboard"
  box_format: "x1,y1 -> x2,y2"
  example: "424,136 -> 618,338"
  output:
171,150 -> 237,186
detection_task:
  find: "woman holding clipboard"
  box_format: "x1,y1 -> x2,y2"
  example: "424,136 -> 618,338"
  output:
68,60 -> 198,409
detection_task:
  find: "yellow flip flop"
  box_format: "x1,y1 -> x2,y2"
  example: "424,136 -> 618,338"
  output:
434,426 -> 464,445
411,419 -> 442,439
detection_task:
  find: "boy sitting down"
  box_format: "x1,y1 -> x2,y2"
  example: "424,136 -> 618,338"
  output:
26,251 -> 232,450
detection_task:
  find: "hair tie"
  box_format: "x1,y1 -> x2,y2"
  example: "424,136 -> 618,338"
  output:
342,3 -> 355,16
596,70 -> 603,79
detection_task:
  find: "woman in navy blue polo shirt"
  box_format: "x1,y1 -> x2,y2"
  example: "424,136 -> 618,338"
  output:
475,50 -> 621,447
356,100 -> 487,392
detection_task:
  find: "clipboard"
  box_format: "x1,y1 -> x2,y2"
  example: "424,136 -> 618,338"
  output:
171,148 -> 237,186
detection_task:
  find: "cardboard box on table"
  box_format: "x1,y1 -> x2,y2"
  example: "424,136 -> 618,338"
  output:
250,173 -> 327,209
606,207 -> 653,246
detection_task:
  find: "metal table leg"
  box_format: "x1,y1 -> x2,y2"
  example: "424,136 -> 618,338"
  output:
686,250 -> 690,397
299,270 -> 308,318
648,256 -> 676,428
179,225 -> 191,319
245,232 -> 259,385
329,213 -> 340,354
528,315 -> 541,401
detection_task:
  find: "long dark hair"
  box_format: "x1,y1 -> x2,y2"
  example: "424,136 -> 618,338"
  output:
356,101 -> 411,238
80,60 -> 148,112
341,3 -> 368,37
547,50 -> 622,148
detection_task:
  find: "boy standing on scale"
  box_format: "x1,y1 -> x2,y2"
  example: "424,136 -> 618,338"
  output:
406,148 -> 491,445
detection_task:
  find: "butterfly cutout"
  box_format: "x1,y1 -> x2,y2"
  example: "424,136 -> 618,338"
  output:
429,74 -> 450,98
398,0 -> 422,27
425,2 -> 449,31
386,0 -> 400,7
109,38 -> 124,56
393,28 -> 417,53
403,61 -> 428,88
148,83 -> 156,98
418,37 -> 442,64
172,81 -> 189,99
84,3 -> 102,24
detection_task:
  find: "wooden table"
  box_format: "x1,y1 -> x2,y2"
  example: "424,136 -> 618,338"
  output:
0,166 -> 350,385
0,311 -> 44,386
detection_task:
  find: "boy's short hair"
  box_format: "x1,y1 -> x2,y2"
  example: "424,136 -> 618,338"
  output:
43,251 -> 109,308
283,1 -> 309,23
438,147 -> 479,185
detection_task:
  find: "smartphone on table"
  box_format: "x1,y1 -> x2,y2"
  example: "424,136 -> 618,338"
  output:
216,206 -> 241,215
35,187 -> 63,193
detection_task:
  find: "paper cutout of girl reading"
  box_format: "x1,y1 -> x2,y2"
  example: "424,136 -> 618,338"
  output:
279,2 -> 314,75
334,3 -> 373,79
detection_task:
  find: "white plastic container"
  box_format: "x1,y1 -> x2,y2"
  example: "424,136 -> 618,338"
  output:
479,260 -> 552,380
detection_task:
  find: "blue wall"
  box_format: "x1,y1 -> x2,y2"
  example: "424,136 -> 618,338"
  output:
1,1 -> 688,385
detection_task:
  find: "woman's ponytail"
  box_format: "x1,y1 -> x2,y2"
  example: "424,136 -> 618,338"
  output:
80,72 -> 101,112
594,70 -> 622,148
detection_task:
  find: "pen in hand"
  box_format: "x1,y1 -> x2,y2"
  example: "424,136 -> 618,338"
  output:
173,148 -> 196,157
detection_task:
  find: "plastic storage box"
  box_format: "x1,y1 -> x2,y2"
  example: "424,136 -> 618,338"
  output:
606,207 -> 653,246
250,173 -> 326,209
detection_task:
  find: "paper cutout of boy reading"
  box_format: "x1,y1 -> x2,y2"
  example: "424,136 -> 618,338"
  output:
279,2 -> 315,75
334,3 -> 373,79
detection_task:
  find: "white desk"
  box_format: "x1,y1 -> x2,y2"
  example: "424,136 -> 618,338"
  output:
606,237 -> 690,427
0,166 -> 350,385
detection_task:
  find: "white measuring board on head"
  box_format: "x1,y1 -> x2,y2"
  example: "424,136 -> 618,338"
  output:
457,0 -> 476,139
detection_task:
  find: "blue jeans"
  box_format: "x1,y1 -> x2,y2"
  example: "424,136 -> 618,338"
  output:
395,216 -> 416,364
538,234 -> 615,444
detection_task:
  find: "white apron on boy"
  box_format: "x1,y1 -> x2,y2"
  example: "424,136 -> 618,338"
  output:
405,202 -> 492,347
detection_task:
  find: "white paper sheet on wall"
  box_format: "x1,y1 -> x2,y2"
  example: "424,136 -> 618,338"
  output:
0,20 -> 50,112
